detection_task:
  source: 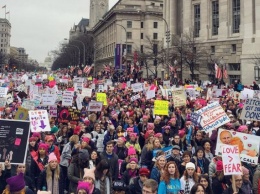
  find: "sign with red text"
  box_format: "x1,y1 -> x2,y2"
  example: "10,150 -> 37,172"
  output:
88,101 -> 103,112
197,102 -> 230,133
29,110 -> 50,132
222,145 -> 242,175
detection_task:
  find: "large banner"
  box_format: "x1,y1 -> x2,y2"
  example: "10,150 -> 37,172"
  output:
196,102 -> 230,133
240,98 -> 260,121
216,129 -> 259,164
0,119 -> 30,164
115,44 -> 121,70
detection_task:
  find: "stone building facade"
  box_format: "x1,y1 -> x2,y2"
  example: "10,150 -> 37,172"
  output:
164,0 -> 260,85
0,18 -> 11,55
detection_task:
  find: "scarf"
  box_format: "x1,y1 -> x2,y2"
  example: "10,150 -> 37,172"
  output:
47,170 -> 59,194
95,177 -> 110,194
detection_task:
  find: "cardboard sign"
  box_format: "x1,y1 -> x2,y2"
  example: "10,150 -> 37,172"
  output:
198,102 -> 230,133
0,119 -> 30,164
41,94 -> 57,106
131,94 -> 141,102
62,91 -> 74,106
0,98 -> 6,107
22,100 -> 35,110
131,83 -> 143,92
6,94 -> 13,105
96,134 -> 104,152
14,107 -> 29,120
222,145 -> 242,175
88,101 -> 103,112
216,129 -> 259,164
81,88 -> 92,97
33,94 -> 42,106
29,110 -> 51,132
154,100 -> 169,115
96,93 -> 107,106
0,87 -> 8,97
49,106 -> 57,117
17,84 -> 25,92
240,98 -> 260,121
146,90 -> 155,100
172,90 -> 186,107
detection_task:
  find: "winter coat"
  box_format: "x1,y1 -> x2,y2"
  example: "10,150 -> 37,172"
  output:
140,146 -> 154,171
191,156 -> 210,175
128,177 -> 142,194
0,169 -> 11,194
223,187 -> 246,194
30,154 -> 48,188
150,166 -> 161,184
253,166 -> 260,194
100,151 -> 119,181
67,161 -> 85,193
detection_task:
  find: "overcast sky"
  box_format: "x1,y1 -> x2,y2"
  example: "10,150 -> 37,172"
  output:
0,0 -> 119,63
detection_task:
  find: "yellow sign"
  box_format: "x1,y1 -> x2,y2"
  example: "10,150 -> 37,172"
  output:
14,107 -> 29,120
87,77 -> 93,81
154,100 -> 169,115
96,93 -> 107,106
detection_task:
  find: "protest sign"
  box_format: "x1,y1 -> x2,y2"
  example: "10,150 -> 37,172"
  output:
131,83 -> 143,92
186,88 -> 197,99
0,98 -> 6,107
42,94 -> 57,106
6,94 -> 13,105
0,119 -> 30,164
172,90 -> 186,107
29,110 -> 51,132
76,96 -> 83,110
154,100 -> 169,115
163,80 -> 170,89
153,146 -> 173,159
17,84 -> 25,92
49,106 -> 57,117
22,100 -> 35,110
68,107 -> 81,124
96,93 -> 107,106
88,101 -> 103,112
14,107 -> 29,120
0,87 -> 8,97
25,80 -> 32,86
131,94 -> 141,102
197,102 -> 230,133
240,98 -> 260,121
190,112 -> 202,127
57,107 -> 70,123
241,88 -> 254,99
74,81 -> 83,91
97,134 -> 105,152
33,94 -> 42,106
146,90 -> 155,100
222,145 -> 242,175
216,129 -> 259,164
62,91 -> 74,106
81,88 -> 92,97
166,89 -> 173,100
253,90 -> 260,99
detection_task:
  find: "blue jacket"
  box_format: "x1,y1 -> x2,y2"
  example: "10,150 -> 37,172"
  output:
158,178 -> 181,194
150,166 -> 161,184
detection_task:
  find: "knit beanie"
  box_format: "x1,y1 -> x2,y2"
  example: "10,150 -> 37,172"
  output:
79,149 -> 89,161
216,160 -> 223,171
83,167 -> 95,181
186,162 -> 195,170
82,137 -> 90,144
237,125 -> 248,132
6,173 -> 25,192
129,158 -> 138,164
130,132 -> 138,139
144,130 -> 154,139
38,143 -> 48,154
29,137 -> 37,142
77,181 -> 91,192
113,180 -> 126,191
50,126 -> 59,134
241,166 -> 249,175
48,153 -> 58,163
128,146 -> 136,155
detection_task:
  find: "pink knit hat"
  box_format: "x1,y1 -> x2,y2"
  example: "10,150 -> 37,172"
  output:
77,181 -> 91,192
129,158 -> 138,164
147,123 -> 154,131
241,166 -> 249,175
126,128 -> 134,132
154,133 -> 162,138
216,160 -> 223,171
82,137 -> 90,144
118,137 -> 126,143
128,146 -> 136,155
38,143 -> 48,154
130,133 -> 138,139
48,153 -> 58,163
237,125 -> 248,132
143,115 -> 149,119
83,167 -> 95,181
144,130 -> 154,139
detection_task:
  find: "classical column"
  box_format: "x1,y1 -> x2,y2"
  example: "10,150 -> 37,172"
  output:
170,0 -> 178,35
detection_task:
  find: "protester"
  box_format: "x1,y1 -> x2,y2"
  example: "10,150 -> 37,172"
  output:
94,159 -> 111,194
128,167 -> 150,194
0,160 -> 11,194
150,151 -> 166,184
180,162 -> 198,193
82,168 -> 101,194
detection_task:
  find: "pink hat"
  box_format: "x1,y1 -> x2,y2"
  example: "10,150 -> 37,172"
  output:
145,130 -> 154,139
143,115 -> 149,119
82,137 -> 90,144
48,153 -> 58,163
216,160 -> 223,171
127,128 -> 134,132
130,133 -> 138,139
44,135 -> 54,142
83,167 -> 95,181
29,137 -> 37,142
128,146 -> 136,155
118,137 -> 126,143
164,126 -> 170,130
32,132 -> 41,138
147,123 -> 154,131
168,118 -> 176,124
185,121 -> 192,125
84,119 -> 90,126
38,143 -> 48,154
154,133 -> 162,138
237,125 -> 248,132
129,158 -> 138,164
178,129 -> 186,138
74,126 -> 81,135
241,166 -> 249,175
77,181 -> 91,192
155,116 -> 161,120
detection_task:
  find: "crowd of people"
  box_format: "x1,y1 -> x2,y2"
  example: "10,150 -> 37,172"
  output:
0,68 -> 259,194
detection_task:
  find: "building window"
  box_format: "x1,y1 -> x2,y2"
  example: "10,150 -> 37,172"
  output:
160,4 -> 163,7
232,0 -> 240,33
151,3 -> 155,6
141,45 -> 144,53
194,4 -> 201,37
153,22 -> 158,29
127,45 -> 132,54
232,44 -> 237,53
211,46 -> 215,54
229,63 -> 240,71
127,32 -> 132,39
153,44 -> 158,55
153,33 -> 158,40
193,47 -> 197,53
141,33 -> 143,39
141,22 -> 143,28
212,1 -> 219,35
127,21 -> 132,28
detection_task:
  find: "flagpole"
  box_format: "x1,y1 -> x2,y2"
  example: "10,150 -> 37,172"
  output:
4,6 -> 6,19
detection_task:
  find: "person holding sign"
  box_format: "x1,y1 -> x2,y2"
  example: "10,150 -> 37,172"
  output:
223,175 -> 245,194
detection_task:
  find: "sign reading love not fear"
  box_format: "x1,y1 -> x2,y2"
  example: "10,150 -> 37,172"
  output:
222,145 -> 242,175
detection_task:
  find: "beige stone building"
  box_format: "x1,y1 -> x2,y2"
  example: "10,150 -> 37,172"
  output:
0,18 -> 11,55
91,0 -> 165,78
164,0 -> 260,85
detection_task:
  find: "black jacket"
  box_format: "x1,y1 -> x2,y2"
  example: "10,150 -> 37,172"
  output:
100,151 -> 119,181
128,177 -> 142,194
0,169 -> 11,194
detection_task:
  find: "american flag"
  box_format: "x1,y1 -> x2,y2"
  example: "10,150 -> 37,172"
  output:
215,63 -> 222,79
223,64 -> 228,79
83,65 -> 92,75
103,64 -> 111,73
169,65 -> 176,73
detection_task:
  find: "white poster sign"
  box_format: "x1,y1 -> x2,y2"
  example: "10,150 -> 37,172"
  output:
131,94 -> 141,102
6,93 -> 13,105
76,96 -> 83,110
62,91 -> 74,106
240,98 -> 260,121
222,145 -> 242,175
131,83 -> 143,92
41,94 -> 57,106
163,80 -> 170,89
0,87 -> 8,97
29,110 -> 51,132
0,98 -> 6,107
241,88 -> 254,99
22,100 -> 35,110
87,101 -> 103,112
81,88 -> 92,97
146,90 -> 155,100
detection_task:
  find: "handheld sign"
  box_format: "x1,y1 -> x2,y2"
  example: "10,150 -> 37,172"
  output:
96,93 -> 107,106
29,110 -> 51,132
154,100 -> 168,115
222,145 -> 242,175
240,98 -> 260,121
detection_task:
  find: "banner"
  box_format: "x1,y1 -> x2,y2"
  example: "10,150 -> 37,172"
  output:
42,94 -> 57,106
62,91 -> 74,106
0,119 -> 30,164
216,129 -> 259,164
29,110 -> 51,132
190,112 -> 202,127
49,106 -> 57,117
197,102 -> 230,133
153,146 -> 173,159
222,145 -> 242,175
131,83 -> 143,92
14,107 -> 29,120
131,94 -> 141,102
115,44 -> 121,70
88,101 -> 103,112
154,100 -> 169,115
96,93 -> 107,106
240,98 -> 260,121
241,88 -> 254,99
172,90 -> 186,107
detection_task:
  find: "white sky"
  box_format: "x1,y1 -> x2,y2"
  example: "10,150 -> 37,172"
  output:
0,0 -> 119,63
